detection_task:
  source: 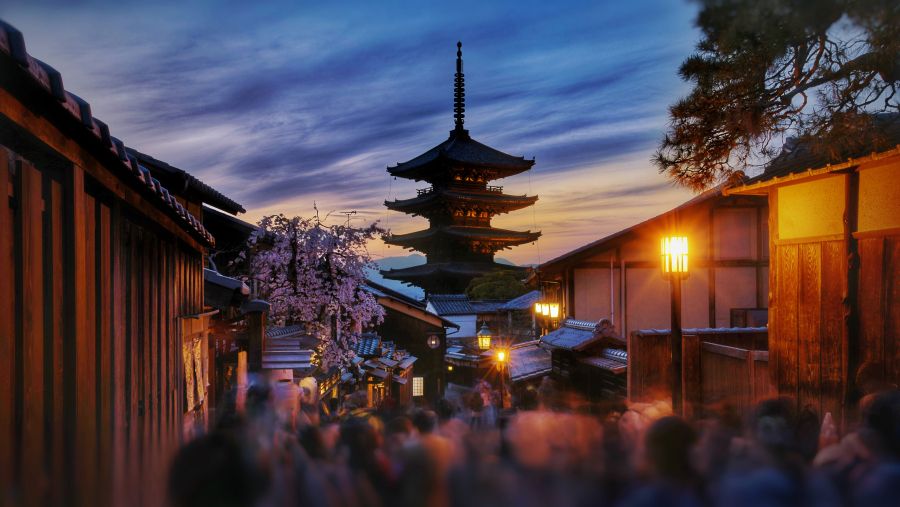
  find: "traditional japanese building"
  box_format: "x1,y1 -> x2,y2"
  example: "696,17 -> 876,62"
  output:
383,43 -> 540,294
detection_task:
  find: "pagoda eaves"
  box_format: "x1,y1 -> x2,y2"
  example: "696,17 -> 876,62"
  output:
381,42 -> 540,295
384,187 -> 538,217
388,128 -> 535,182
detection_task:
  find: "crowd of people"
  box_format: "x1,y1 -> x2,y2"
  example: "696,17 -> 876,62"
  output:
167,378 -> 900,507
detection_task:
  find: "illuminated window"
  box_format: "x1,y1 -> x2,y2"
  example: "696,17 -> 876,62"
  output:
412,376 -> 424,397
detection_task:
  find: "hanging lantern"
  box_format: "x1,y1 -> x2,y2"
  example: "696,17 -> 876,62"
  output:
549,303 -> 560,319
476,323 -> 492,351
496,348 -> 508,363
534,302 -> 542,314
660,236 -> 689,278
427,334 -> 441,349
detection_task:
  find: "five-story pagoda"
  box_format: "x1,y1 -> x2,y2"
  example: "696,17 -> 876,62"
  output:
382,42 -> 540,294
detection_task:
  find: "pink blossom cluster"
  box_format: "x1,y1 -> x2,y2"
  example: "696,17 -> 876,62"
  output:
235,213 -> 385,370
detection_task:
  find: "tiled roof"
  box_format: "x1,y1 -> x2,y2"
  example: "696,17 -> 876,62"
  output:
388,128 -> 534,181
355,333 -> 382,357
499,290 -> 540,311
0,20 -> 215,247
508,341 -> 551,382
382,262 -> 524,285
128,148 -> 245,215
540,318 -> 604,351
267,325 -> 306,339
470,300 -> 508,313
748,113 -> 900,184
577,354 -> 626,374
204,268 -> 250,309
385,189 -> 538,214
428,294 -> 474,315
261,349 -> 313,371
387,225 -> 540,247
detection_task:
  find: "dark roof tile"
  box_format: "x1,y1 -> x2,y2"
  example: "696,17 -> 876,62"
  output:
0,19 -> 216,247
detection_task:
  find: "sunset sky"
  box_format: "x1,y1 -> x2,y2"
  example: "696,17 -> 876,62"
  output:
1,0 -> 704,265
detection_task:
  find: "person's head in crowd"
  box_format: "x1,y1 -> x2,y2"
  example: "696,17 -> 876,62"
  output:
245,382 -> 272,419
168,433 -> 266,507
861,389 -> 900,460
298,424 -> 328,461
645,416 -> 698,483
412,409 -> 438,435
435,397 -> 455,422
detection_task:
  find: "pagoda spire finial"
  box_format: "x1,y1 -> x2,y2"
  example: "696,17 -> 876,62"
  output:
453,41 -> 465,131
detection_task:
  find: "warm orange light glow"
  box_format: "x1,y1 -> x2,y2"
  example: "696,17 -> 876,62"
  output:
534,302 -> 542,314
541,303 -> 551,316
447,365 -> 453,372
661,236 -> 689,277
496,349 -> 507,363
477,323 -> 492,351
549,303 -> 560,319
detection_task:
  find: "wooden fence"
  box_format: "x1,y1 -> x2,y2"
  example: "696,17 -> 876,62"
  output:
628,327 -> 773,417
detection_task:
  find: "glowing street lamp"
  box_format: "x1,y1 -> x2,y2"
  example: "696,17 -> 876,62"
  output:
661,235 -> 689,414
495,346 -> 509,409
661,236 -> 689,277
476,323 -> 492,351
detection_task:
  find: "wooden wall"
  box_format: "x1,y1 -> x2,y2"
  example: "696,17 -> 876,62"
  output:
544,195 -> 768,338
768,238 -> 846,424
1,143 -> 205,506
768,159 -> 900,426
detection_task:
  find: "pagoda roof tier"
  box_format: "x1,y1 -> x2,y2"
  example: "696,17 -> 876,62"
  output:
387,128 -> 534,182
384,188 -> 538,215
385,226 -> 541,251
381,262 -> 525,284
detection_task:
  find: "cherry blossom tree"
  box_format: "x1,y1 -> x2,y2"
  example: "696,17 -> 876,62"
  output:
234,211 -> 385,369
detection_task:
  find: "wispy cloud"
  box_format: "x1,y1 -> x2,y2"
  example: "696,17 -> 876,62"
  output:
1,0 -> 700,264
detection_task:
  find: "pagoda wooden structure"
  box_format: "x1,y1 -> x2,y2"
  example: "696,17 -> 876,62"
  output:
383,42 -> 540,293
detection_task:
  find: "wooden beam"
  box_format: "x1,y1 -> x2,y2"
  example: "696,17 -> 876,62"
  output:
0,89 -> 206,253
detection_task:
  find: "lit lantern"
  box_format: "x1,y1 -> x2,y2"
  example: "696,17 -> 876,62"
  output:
548,303 -> 560,319
534,302 -> 542,314
660,236 -> 689,278
447,365 -> 454,372
496,348 -> 508,363
427,334 -> 441,349
476,323 -> 492,351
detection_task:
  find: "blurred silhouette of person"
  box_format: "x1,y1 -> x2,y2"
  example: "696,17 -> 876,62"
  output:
168,433 -> 266,507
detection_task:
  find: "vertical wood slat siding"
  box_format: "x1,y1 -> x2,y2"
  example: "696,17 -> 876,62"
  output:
820,242 -> 845,421
798,243 -> 822,415
0,147 -> 14,497
0,145 -> 207,504
857,238 -> 885,374
20,160 -> 46,506
775,243 -> 799,398
111,204 -> 127,507
886,238 -> 900,385
857,235 -> 900,390
98,202 -> 112,507
48,178 -> 66,507
773,240 -> 848,419
78,190 -> 99,507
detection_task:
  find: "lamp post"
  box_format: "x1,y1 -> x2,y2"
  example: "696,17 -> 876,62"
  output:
661,235 -> 689,414
496,347 -> 508,409
427,334 -> 441,399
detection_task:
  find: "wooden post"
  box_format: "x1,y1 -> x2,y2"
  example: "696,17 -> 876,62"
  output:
246,311 -> 266,372
682,334 -> 701,419
670,276 -> 683,414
